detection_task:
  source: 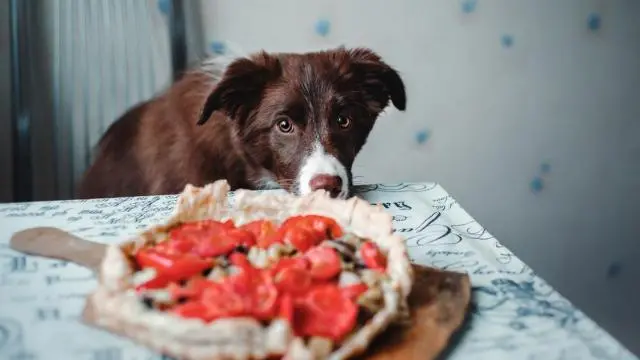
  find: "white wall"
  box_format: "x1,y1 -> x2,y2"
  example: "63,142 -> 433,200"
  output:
198,0 -> 640,353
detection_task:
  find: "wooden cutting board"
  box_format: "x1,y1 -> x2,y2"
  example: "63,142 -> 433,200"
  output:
10,227 -> 471,360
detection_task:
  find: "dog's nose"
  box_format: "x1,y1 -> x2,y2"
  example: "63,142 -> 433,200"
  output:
309,174 -> 343,197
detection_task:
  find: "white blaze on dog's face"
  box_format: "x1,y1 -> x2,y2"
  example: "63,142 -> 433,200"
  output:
197,47 -> 406,198
297,141 -> 350,199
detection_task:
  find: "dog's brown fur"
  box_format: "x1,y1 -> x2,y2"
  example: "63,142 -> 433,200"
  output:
77,47 -> 406,199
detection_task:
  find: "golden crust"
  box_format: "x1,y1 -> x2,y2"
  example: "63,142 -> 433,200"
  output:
84,180 -> 414,360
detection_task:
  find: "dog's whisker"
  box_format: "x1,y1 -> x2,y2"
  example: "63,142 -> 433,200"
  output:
275,180 -> 298,187
276,179 -> 297,184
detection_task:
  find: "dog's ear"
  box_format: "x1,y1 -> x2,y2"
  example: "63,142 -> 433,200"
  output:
197,52 -> 281,125
347,48 -> 406,112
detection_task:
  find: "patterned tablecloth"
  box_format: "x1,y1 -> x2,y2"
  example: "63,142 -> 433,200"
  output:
0,183 -> 636,360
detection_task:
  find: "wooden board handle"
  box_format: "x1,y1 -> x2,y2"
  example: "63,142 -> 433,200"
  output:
10,227 -> 107,272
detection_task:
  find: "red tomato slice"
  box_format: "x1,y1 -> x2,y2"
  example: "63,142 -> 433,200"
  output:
222,256 -> 280,320
223,265 -> 255,295
135,273 -> 172,291
278,293 -> 295,326
192,232 -> 241,257
270,256 -> 311,295
250,273 -> 279,320
167,277 -> 214,299
168,256 -> 213,279
169,238 -> 196,253
135,250 -> 211,276
341,283 -> 368,301
305,246 -> 342,280
279,216 -> 302,228
154,237 -> 195,255
229,252 -> 254,275
172,301 -> 210,320
134,250 -> 211,289
296,284 -> 359,341
274,266 -> 312,296
135,249 -> 176,270
359,241 -> 387,271
304,215 -> 344,239
328,223 -> 344,239
168,220 -> 240,257
171,219 -> 234,237
170,219 -> 233,240
174,267 -> 278,322
229,252 -> 250,266
240,220 -> 280,248
239,219 -> 265,237
223,268 -> 279,320
226,228 -> 256,247
259,228 -> 286,249
201,283 -> 247,320
222,219 -> 236,228
282,226 -> 320,252
280,215 -> 343,251
270,257 -> 309,275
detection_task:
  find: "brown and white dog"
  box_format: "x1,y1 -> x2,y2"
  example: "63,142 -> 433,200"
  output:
77,47 -> 406,200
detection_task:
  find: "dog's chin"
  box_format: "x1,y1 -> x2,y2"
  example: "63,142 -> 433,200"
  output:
295,186 -> 350,200
258,180 -> 348,199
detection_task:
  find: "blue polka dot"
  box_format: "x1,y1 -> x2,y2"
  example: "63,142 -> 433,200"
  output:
607,261 -> 622,279
461,0 -> 477,14
158,0 -> 170,15
501,34 -> 514,48
509,321 -> 527,331
530,177 -> 544,193
587,13 -> 601,31
516,308 -> 534,316
415,129 -> 431,144
540,162 -> 551,174
314,19 -> 331,37
210,41 -> 226,55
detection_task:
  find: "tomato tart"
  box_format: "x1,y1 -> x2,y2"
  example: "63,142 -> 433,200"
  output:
83,180 -> 414,360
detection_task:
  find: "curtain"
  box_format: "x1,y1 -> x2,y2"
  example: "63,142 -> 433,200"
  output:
10,0 -> 205,201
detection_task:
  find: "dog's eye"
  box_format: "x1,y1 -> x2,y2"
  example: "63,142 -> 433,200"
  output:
277,118 -> 294,133
336,115 -> 351,129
